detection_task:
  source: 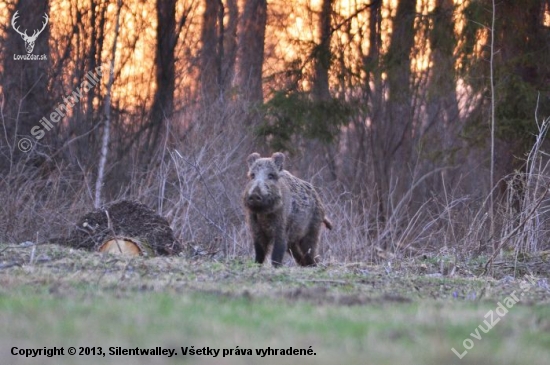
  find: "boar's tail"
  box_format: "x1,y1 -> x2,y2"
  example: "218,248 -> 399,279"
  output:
323,217 -> 333,230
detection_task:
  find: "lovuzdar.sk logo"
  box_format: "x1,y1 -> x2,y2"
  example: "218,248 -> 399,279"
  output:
11,10 -> 49,60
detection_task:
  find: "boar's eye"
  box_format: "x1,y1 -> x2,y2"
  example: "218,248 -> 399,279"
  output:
249,173 -> 255,179
268,173 -> 276,180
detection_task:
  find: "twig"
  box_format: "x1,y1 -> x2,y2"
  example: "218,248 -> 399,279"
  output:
489,0 -> 496,250
301,279 -> 349,285
29,245 -> 36,265
0,262 -> 22,270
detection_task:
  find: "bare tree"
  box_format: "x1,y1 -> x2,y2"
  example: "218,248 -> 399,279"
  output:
427,0 -> 460,131
236,0 -> 267,109
312,0 -> 332,102
368,0 -> 417,221
421,0 -> 461,191
94,0 -> 122,208
200,0 -> 222,102
84,0 -> 106,126
365,0 -> 384,220
148,0 -> 189,152
384,0 -> 416,163
221,0 -> 238,95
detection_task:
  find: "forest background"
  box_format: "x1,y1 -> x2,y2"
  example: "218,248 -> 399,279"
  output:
1,0 -> 550,263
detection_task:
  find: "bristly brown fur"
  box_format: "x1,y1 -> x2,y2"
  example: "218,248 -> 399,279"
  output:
243,152 -> 332,267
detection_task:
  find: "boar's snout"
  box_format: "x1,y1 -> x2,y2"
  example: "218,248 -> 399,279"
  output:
247,191 -> 263,205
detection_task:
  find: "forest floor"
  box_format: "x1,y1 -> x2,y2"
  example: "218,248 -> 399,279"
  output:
1,243 -> 550,365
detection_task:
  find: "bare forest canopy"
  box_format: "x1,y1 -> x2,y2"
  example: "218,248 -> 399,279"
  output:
0,0 -> 550,258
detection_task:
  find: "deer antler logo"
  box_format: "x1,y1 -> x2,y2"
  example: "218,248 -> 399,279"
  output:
11,11 -> 49,54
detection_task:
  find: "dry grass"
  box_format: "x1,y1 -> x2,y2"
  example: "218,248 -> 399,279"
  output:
0,243 -> 548,300
2,119 -> 550,267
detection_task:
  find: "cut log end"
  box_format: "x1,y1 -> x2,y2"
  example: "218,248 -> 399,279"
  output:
99,238 -> 142,256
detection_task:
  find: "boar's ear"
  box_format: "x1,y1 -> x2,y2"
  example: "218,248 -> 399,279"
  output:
247,152 -> 261,168
272,152 -> 285,171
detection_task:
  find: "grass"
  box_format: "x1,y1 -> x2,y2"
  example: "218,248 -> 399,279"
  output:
1,244 -> 549,365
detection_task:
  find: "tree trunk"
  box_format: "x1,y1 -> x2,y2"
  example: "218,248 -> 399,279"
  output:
425,0 -> 461,172
148,0 -> 179,150
200,0 -> 222,103
384,0 -> 416,195
364,0 -> 386,223
312,0 -> 332,102
236,0 -> 267,108
222,0 -> 238,95
385,0 -> 416,158
85,0 -> 100,125
94,0 -> 122,208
